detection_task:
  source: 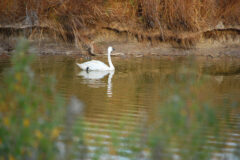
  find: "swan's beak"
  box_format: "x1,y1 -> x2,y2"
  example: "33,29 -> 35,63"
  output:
112,48 -> 115,51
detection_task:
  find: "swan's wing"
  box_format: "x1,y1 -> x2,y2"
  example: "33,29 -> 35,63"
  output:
78,71 -> 110,79
76,60 -> 109,70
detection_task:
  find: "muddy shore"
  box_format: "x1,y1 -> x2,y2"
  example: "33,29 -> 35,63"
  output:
0,34 -> 240,58
0,24 -> 240,58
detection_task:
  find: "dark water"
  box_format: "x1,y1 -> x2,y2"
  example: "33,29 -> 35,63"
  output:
1,55 -> 240,159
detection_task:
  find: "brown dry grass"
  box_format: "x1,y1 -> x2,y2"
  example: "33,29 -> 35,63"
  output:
0,0 -> 240,48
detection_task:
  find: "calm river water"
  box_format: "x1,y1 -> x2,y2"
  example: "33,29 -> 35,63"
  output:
1,55 -> 240,159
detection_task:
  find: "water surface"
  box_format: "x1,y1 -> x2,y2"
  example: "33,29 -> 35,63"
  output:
1,55 -> 240,159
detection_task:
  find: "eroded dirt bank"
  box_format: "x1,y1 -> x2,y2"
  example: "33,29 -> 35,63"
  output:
0,29 -> 240,58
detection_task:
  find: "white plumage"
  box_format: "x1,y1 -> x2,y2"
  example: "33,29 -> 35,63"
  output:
76,46 -> 115,71
77,70 -> 111,79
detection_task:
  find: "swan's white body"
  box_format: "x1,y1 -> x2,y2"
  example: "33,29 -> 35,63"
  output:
76,46 -> 115,71
78,70 -> 110,79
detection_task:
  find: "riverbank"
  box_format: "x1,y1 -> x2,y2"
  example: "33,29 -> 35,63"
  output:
0,33 -> 240,58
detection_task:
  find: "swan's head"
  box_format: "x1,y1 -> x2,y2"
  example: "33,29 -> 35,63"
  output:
108,46 -> 115,54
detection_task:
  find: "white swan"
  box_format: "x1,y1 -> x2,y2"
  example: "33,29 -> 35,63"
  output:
76,46 -> 115,71
78,71 -> 110,80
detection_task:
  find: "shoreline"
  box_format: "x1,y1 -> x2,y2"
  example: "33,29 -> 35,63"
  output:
0,35 -> 240,58
0,23 -> 240,58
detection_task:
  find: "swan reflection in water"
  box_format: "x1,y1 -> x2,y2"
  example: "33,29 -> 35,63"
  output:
77,70 -> 115,97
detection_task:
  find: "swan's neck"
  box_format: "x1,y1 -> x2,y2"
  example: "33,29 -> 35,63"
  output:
108,50 -> 115,70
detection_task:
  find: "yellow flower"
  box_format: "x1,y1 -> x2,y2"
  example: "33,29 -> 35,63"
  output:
14,85 -> 25,94
51,128 -> 60,139
109,145 -> 116,155
3,117 -> 9,127
33,141 -> 38,148
35,130 -> 43,139
0,102 -> 6,111
23,118 -> 30,127
9,155 -> 15,160
15,72 -> 22,81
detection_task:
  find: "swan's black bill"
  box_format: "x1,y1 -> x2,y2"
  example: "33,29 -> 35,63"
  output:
112,48 -> 115,51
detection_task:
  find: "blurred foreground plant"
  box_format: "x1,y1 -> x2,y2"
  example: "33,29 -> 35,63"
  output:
0,39 -> 65,159
148,73 -> 223,160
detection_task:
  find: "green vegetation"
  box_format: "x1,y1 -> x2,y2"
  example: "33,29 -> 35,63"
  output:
0,39 -> 88,160
0,39 -> 65,159
148,75 -> 221,160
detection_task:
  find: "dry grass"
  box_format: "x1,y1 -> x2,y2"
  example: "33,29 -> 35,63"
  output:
0,0 -> 240,48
